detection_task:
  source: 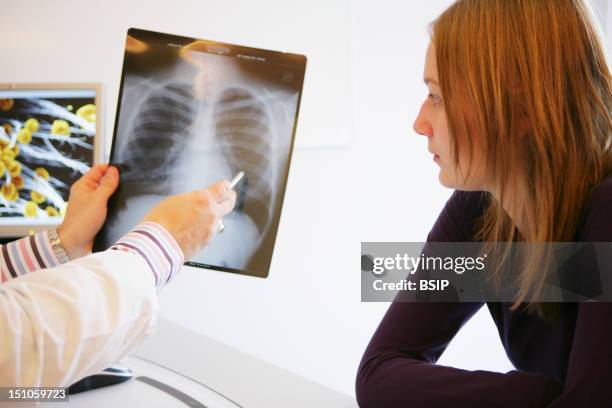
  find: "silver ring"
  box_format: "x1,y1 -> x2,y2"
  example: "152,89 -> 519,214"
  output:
217,219 -> 225,234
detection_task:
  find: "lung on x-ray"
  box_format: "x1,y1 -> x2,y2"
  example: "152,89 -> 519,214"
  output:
93,28 -> 306,278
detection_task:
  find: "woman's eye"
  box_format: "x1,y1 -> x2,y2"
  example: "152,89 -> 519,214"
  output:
428,94 -> 442,106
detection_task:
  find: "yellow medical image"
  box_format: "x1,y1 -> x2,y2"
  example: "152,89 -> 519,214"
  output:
30,190 -> 45,204
24,118 -> 40,133
76,104 -> 96,123
51,119 -> 71,136
24,201 -> 38,217
0,94 -> 95,218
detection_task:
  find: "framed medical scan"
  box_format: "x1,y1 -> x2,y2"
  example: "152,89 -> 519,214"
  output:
93,28 -> 306,278
0,83 -> 101,238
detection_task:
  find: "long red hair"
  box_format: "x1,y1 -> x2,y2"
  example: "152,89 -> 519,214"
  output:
431,0 -> 612,318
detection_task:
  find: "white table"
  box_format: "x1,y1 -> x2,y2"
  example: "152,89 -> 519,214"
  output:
37,319 -> 357,408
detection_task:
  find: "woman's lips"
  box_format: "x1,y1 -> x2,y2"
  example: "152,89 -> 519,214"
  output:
428,148 -> 440,162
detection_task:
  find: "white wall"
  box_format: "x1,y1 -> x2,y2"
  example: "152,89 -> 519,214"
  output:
591,0 -> 608,33
3,0 -> 609,398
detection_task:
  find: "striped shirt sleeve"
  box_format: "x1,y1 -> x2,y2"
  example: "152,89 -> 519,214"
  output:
110,221 -> 184,291
0,230 -> 70,283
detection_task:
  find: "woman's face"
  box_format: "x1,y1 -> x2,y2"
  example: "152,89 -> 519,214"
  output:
413,42 -> 487,191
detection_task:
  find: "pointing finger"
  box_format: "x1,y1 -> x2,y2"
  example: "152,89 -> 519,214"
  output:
216,189 -> 237,216
205,180 -> 231,203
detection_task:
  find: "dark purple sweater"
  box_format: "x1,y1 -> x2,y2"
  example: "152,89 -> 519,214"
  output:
356,175 -> 612,407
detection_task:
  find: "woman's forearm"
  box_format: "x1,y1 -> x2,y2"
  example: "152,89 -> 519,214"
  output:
357,351 -> 563,408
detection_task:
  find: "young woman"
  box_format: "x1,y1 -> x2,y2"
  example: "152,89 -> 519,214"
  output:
356,0 -> 612,406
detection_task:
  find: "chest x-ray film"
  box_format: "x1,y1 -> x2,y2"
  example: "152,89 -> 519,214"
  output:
94,28 -> 306,278
0,84 -> 100,238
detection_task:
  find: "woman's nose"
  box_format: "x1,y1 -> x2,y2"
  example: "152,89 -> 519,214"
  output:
413,105 -> 432,138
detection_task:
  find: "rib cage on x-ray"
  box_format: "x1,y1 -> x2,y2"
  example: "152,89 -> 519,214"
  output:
118,81 -> 197,196
93,29 -> 306,276
213,87 -> 276,236
115,80 -> 279,243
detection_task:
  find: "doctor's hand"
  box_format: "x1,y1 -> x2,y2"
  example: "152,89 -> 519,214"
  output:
141,180 -> 237,260
58,164 -> 120,260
